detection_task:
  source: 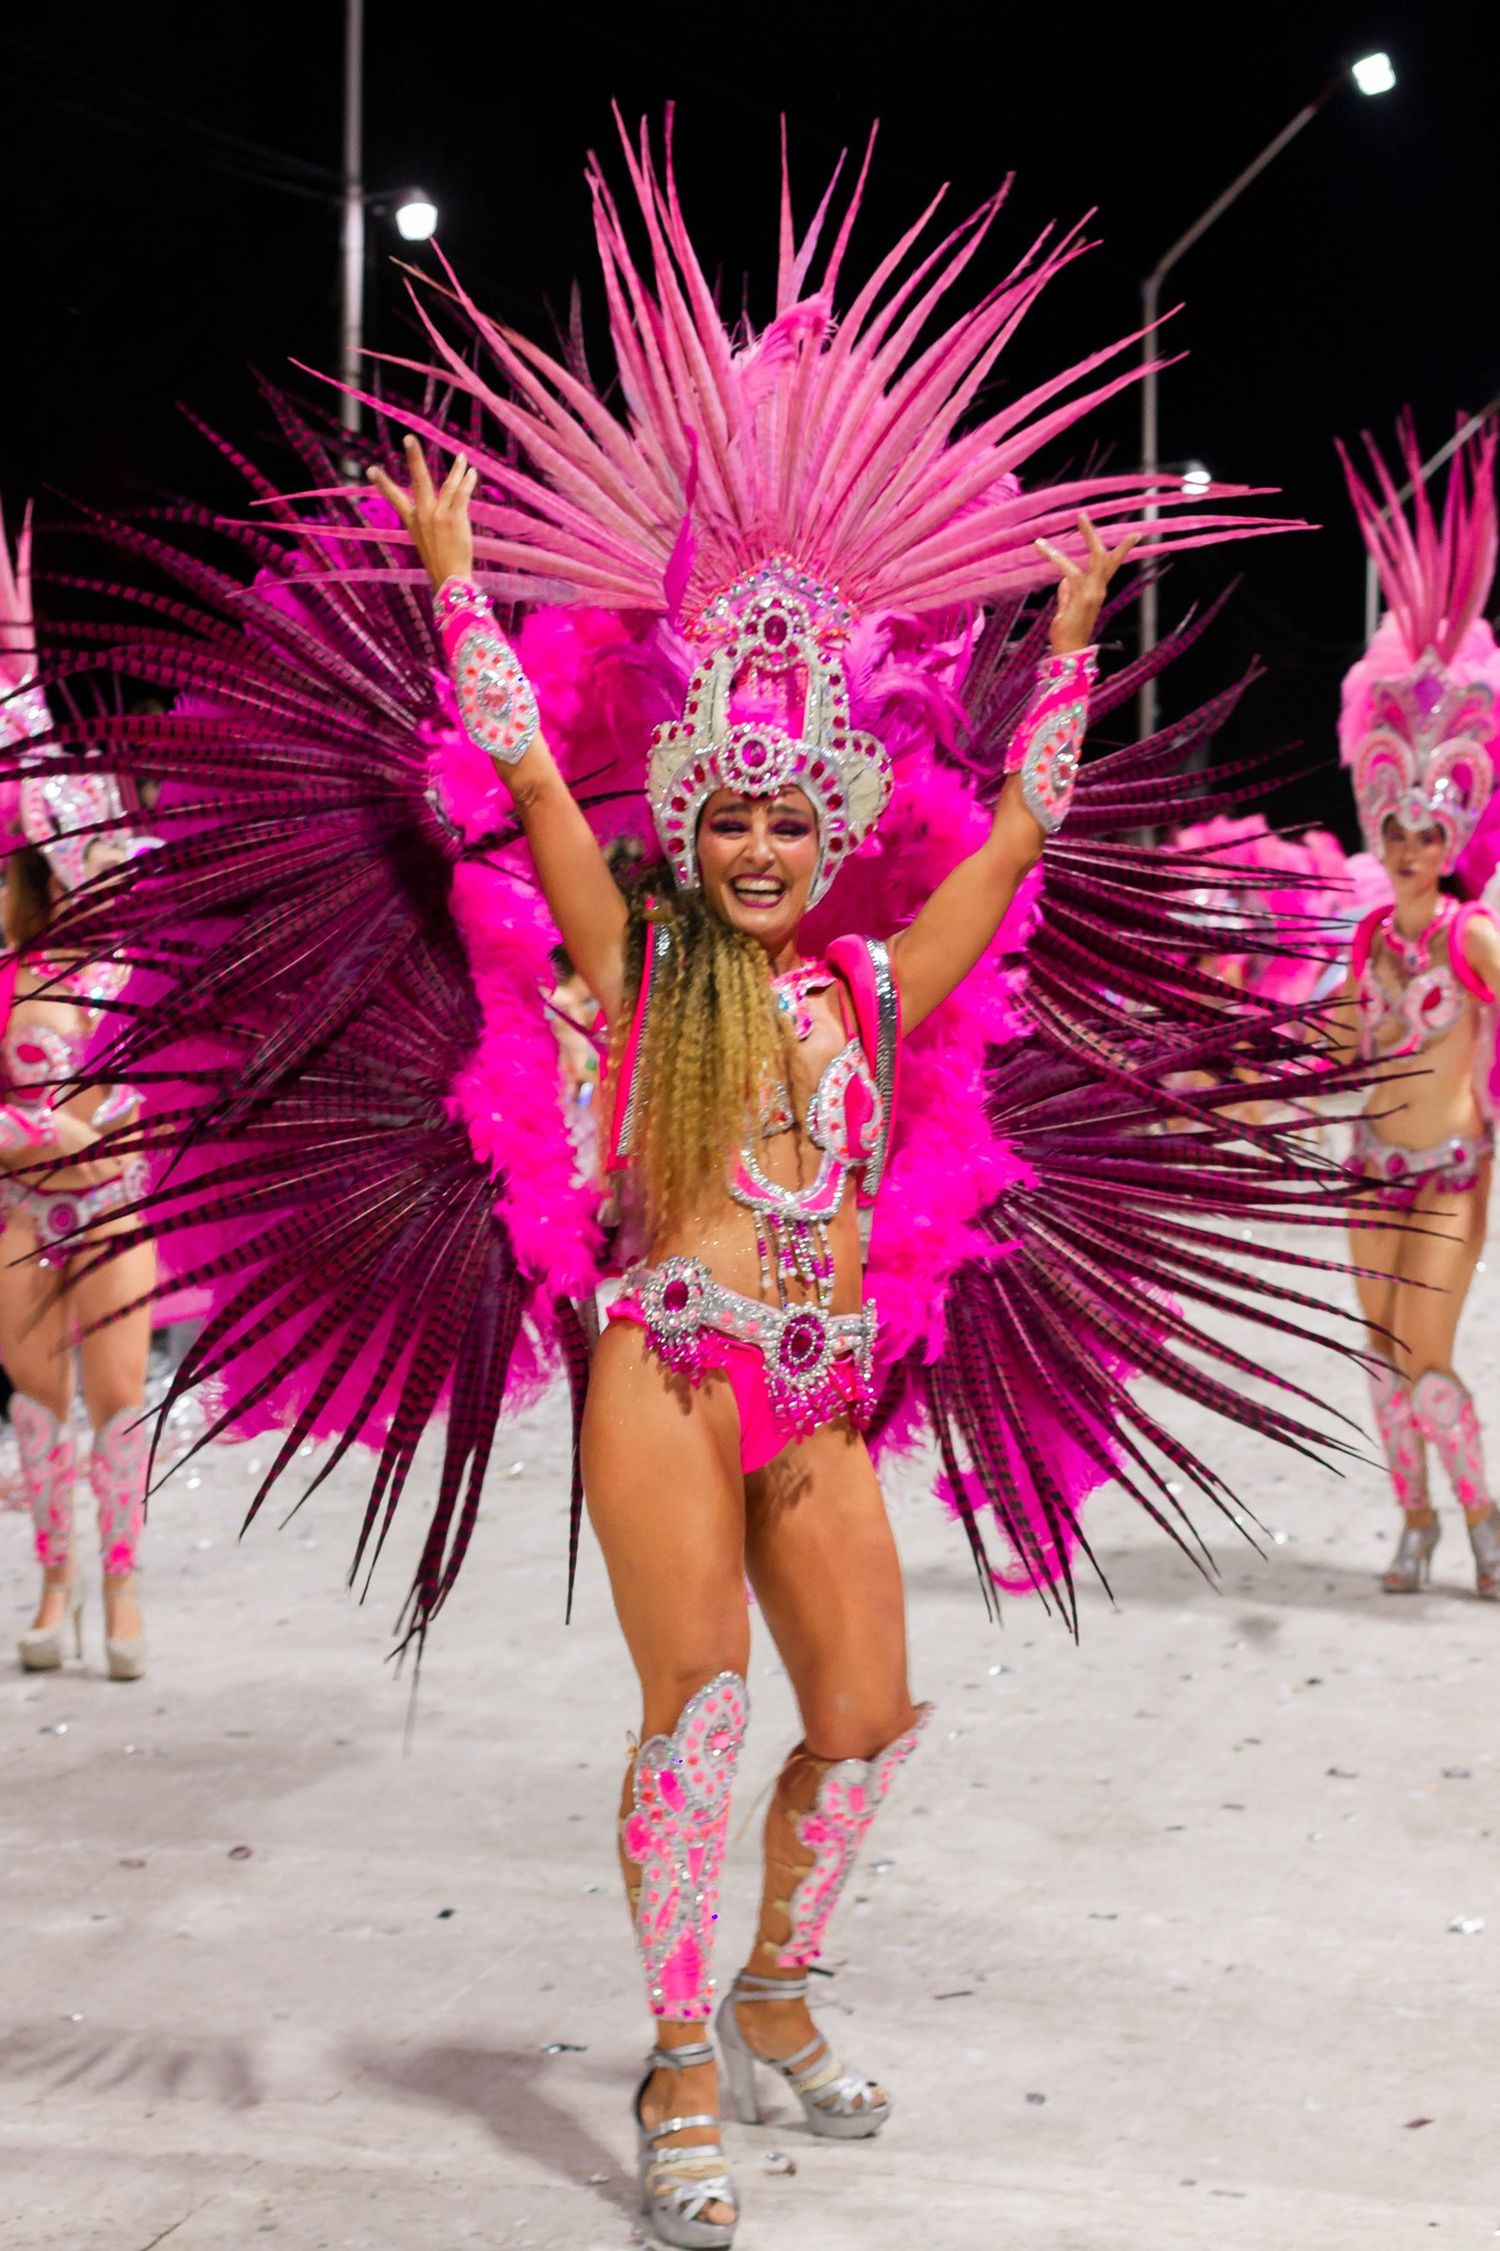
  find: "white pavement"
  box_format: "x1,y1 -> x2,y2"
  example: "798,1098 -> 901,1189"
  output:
3,1237 -> 1498,2251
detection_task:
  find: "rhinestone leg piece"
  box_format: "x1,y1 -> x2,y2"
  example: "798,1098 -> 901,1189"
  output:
91,1407 -> 149,1575
753,1705 -> 933,1972
1412,1370 -> 1492,1516
1368,1360 -> 1429,1511
620,1672 -> 749,2022
14,1395 -> 76,1572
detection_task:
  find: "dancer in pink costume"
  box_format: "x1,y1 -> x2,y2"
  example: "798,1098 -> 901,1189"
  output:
0,502 -> 153,1679
1330,420 -> 1500,1599
16,125 -> 1381,2246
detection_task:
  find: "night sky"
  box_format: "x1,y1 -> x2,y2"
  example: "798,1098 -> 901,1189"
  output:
5,3 -> 1497,836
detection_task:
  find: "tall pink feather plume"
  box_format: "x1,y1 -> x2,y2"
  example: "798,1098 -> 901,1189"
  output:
338,113 -> 1296,620
1337,414 -> 1499,665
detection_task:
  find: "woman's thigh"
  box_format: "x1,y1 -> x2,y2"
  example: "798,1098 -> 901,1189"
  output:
744,1419 -> 914,1760
0,1219 -> 74,1412
582,1318 -> 751,1734
67,1233 -> 156,1424
1349,1202 -> 1403,1351
1392,1168 -> 1489,1377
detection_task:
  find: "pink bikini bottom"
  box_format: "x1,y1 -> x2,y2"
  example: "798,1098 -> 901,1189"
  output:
607,1255 -> 877,1474
0,1157 -> 149,1267
1349,1116 -> 1494,1210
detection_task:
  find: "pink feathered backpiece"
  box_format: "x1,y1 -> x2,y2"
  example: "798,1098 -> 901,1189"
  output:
5,124 -> 1376,1640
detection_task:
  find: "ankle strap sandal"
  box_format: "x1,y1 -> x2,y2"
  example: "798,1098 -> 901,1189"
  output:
633,2040 -> 739,2247
716,1974 -> 891,2140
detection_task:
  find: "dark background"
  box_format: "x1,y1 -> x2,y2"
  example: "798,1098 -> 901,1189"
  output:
4,3 -> 1497,834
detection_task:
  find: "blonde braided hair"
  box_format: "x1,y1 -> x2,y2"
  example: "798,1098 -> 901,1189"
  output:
611,884 -> 793,1240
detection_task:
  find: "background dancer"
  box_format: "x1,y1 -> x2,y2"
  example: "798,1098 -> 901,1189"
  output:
0,502 -> 154,1678
1332,420 -> 1500,1598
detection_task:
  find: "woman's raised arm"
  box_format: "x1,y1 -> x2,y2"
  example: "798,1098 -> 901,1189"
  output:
369,437 -> 629,1021
889,516 -> 1137,1034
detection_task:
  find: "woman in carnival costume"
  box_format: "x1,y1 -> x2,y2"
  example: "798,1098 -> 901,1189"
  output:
18,125 -> 1378,2245
1332,420 -> 1500,1601
0,503 -> 153,1679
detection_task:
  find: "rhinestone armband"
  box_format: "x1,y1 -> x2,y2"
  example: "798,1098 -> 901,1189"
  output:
1004,645 -> 1099,835
433,576 -> 540,769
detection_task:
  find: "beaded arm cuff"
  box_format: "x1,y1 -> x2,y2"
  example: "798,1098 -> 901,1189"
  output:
1003,645 -> 1099,834
433,575 -> 540,769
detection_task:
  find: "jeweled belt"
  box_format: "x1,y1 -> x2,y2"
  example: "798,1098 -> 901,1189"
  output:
618,1255 -> 876,1405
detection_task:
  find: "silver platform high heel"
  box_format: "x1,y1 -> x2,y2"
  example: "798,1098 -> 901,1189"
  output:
1381,1517 -> 1440,1593
633,2041 -> 739,2248
18,1574 -> 84,1671
717,1973 -> 891,2139
1466,1509 -> 1500,1602
103,1589 -> 148,1683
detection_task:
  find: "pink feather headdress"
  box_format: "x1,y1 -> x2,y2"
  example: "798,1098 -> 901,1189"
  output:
346,112 -> 1293,896
1338,415 -> 1500,872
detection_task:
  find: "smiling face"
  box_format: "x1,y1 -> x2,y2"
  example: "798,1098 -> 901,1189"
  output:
696,786 -> 819,953
1380,813 -> 1446,899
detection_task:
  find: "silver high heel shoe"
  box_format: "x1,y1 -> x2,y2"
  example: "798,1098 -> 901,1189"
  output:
1467,1509 -> 1500,1601
633,2041 -> 739,2248
103,1576 -> 148,1682
717,1973 -> 891,2140
1381,1517 -> 1440,1594
18,1575 -> 85,1671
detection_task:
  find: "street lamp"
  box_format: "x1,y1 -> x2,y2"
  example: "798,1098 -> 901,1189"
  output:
1137,51 -> 1397,734
395,191 -> 439,244
339,2 -> 442,437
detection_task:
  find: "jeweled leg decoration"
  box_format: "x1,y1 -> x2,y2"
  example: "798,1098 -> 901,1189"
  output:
717,1707 -> 932,2138
91,1407 -> 149,1576
1371,1362 -> 1439,1591
15,1396 -> 85,1672
1412,1371 -> 1498,1599
761,1706 -> 933,1971
14,1394 -> 76,1572
619,1672 -> 749,2023
1369,1360 -> 1429,1512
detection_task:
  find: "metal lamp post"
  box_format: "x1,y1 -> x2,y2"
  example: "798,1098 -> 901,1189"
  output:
1137,53 -> 1397,737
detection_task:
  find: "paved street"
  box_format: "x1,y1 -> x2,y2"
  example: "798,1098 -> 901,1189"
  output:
3,1238 -> 1498,2251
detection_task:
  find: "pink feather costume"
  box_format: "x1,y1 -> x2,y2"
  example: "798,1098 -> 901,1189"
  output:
1325,419 -> 1500,1587
9,119 -> 1380,1652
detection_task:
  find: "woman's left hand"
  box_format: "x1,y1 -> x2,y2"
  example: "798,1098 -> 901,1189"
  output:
1036,513 -> 1139,656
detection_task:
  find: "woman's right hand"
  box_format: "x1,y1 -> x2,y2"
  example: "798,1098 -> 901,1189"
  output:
367,435 -> 479,593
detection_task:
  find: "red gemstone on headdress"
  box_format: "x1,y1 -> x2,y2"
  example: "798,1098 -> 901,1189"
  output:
663,1279 -> 690,1312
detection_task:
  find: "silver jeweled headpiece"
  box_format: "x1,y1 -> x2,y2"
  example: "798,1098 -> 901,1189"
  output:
1352,647 -> 1496,872
647,561 -> 892,905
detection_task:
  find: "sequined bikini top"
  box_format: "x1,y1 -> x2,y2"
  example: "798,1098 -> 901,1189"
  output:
735,986 -> 886,1224
1,957 -> 131,1103
1355,901 -> 1476,1061
606,929 -> 900,1212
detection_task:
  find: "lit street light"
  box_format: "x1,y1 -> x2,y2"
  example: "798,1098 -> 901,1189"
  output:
1137,51 -> 1397,735
395,192 -> 439,244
